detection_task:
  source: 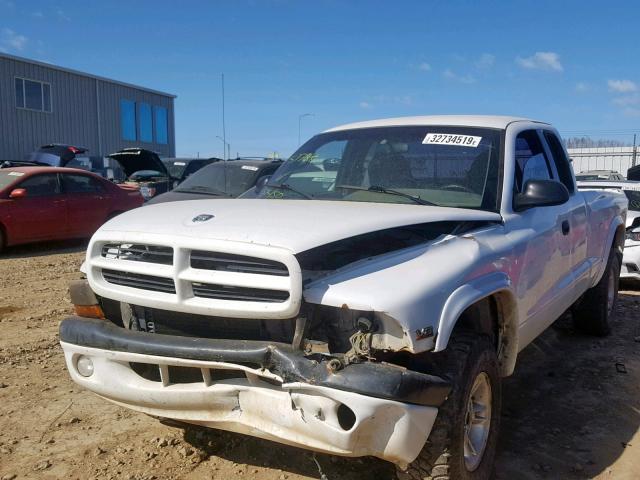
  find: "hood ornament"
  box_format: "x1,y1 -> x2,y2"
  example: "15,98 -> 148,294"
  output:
192,214 -> 214,223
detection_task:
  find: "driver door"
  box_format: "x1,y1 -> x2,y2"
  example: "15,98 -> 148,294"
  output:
511,130 -> 574,347
9,173 -> 67,243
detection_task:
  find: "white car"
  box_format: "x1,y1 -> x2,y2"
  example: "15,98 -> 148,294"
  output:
577,180 -> 640,282
60,116 -> 626,480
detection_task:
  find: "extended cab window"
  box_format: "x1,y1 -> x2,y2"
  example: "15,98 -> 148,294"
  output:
18,174 -> 60,197
62,174 -> 104,194
543,131 -> 575,193
514,130 -> 552,192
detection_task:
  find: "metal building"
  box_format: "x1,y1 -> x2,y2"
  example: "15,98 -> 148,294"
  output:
0,53 -> 176,161
568,147 -> 638,179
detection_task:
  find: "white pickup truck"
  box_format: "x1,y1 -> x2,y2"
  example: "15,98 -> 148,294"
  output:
60,116 -> 627,480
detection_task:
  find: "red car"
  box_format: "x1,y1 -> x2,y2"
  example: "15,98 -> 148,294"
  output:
0,167 -> 143,251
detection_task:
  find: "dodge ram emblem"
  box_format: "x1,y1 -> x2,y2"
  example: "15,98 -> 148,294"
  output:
192,214 -> 214,222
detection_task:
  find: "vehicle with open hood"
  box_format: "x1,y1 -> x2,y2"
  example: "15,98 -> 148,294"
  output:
109,147 -> 177,200
146,159 -> 282,204
60,116 -> 626,480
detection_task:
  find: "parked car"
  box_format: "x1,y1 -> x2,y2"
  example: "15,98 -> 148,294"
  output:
162,157 -> 222,184
575,169 -> 626,181
628,164 -> 640,181
109,148 -> 178,201
146,159 -> 282,204
60,116 -> 626,480
0,167 -> 143,251
578,179 -> 640,282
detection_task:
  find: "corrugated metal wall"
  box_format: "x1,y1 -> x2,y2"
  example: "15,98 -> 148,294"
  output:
568,147 -> 638,178
0,55 -> 175,160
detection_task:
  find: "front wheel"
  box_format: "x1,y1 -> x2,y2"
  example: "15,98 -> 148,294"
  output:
398,334 -> 501,480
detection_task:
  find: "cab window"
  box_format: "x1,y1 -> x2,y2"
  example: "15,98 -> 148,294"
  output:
514,130 -> 552,192
543,131 -> 575,193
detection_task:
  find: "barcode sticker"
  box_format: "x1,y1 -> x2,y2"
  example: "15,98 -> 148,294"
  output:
423,133 -> 482,147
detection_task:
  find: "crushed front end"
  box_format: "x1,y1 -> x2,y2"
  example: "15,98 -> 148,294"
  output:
60,232 -> 451,465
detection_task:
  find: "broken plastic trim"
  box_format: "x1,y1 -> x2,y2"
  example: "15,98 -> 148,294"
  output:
60,317 -> 451,407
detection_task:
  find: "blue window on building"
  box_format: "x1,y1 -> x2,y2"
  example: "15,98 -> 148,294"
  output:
154,106 -> 168,145
138,102 -> 153,143
120,99 -> 137,141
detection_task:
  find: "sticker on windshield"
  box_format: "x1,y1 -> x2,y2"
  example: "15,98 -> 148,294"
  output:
423,133 -> 482,147
7,172 -> 24,176
174,162 -> 186,166
241,165 -> 259,171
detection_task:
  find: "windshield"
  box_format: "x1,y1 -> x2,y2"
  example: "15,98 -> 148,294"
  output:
164,160 -> 187,178
0,171 -> 24,189
624,190 -> 640,211
576,174 -> 607,180
259,126 -> 502,211
24,152 -> 61,166
176,162 -> 262,197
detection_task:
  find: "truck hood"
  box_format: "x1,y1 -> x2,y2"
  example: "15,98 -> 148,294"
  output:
100,199 -> 502,253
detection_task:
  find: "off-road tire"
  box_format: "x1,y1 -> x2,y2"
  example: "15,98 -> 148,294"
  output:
397,333 -> 501,480
573,247 -> 620,336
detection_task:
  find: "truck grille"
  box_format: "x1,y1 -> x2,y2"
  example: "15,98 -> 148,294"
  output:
102,269 -> 176,294
89,236 -> 301,319
101,243 -> 173,265
192,283 -> 290,303
191,251 -> 288,276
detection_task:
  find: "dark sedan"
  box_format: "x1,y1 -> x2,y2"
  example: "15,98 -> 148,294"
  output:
146,159 -> 282,204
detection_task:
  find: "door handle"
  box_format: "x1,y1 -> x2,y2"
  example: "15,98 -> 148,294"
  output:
561,220 -> 570,235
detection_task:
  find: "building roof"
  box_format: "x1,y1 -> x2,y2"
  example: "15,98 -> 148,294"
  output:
0,52 -> 176,98
325,115 -> 547,132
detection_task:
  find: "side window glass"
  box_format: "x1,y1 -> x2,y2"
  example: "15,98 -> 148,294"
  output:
543,131 -> 575,193
514,130 -> 552,192
18,174 -> 59,197
62,174 -> 104,194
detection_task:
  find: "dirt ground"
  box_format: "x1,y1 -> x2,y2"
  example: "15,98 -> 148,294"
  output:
0,240 -> 639,480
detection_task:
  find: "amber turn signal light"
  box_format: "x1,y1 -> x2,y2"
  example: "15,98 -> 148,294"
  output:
74,304 -> 105,319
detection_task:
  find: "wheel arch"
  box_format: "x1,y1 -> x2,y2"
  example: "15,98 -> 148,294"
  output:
592,216 -> 625,286
434,272 -> 520,376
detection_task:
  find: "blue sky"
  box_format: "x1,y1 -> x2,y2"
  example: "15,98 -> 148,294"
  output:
2,0 -> 640,157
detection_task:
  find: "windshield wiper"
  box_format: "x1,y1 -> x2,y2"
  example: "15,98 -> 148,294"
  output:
175,186 -> 227,196
266,183 -> 313,199
337,185 -> 437,206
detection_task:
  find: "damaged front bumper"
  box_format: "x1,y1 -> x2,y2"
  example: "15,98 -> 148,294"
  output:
60,317 -> 450,465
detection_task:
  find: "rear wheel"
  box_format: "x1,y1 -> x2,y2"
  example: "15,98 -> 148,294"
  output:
0,228 -> 5,253
573,247 -> 620,336
398,334 -> 501,480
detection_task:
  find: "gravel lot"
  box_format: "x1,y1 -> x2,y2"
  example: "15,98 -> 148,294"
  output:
1,240 -> 639,480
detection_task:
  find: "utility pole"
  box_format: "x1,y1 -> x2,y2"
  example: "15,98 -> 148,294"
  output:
633,133 -> 637,168
221,73 -> 227,161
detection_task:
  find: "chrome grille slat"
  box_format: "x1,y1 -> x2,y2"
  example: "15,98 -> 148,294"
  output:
191,251 -> 289,276
101,243 -> 173,265
102,269 -> 176,294
192,282 -> 290,303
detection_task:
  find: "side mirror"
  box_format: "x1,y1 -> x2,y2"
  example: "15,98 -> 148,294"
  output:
514,179 -> 569,212
255,175 -> 271,194
9,188 -> 27,199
